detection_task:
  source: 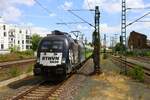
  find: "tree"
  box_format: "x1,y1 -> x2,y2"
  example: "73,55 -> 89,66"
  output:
114,43 -> 126,53
31,34 -> 42,51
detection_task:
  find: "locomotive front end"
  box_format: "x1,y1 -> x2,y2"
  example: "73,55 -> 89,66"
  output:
34,36 -> 68,79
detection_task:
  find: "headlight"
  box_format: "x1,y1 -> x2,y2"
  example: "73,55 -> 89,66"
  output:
37,58 -> 40,63
61,58 -> 66,63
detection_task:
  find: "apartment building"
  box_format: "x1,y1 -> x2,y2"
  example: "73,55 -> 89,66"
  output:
0,23 -> 32,54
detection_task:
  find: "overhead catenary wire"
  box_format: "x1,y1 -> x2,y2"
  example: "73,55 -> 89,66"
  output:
66,9 -> 94,11
126,12 -> 150,27
56,22 -> 86,24
34,0 -> 52,14
68,10 -> 95,28
127,6 -> 150,10
34,0 -> 70,29
137,20 -> 150,22
87,0 -> 91,10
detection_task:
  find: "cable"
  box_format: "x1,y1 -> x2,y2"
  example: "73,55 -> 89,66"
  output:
66,9 -> 94,11
68,10 -> 94,27
137,20 -> 150,22
126,12 -> 150,27
34,0 -> 52,14
87,0 -> 91,10
56,22 -> 86,24
127,7 -> 150,10
34,0 -> 70,29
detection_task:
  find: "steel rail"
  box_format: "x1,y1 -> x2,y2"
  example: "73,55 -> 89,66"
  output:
111,56 -> 150,76
11,56 -> 92,100
0,59 -> 35,68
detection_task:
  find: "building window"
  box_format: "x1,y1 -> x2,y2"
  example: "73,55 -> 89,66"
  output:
1,44 -> 4,49
26,45 -> 29,49
26,30 -> 28,34
19,30 -> 22,33
3,25 -> 6,30
18,40 -> 20,44
26,40 -> 30,44
11,32 -> 13,36
22,40 -> 24,44
4,32 -> 6,37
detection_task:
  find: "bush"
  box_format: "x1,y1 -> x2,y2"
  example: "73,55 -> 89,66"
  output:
26,65 -> 33,73
128,65 -> 144,82
9,67 -> 20,77
103,53 -> 107,59
127,50 -> 150,57
9,45 -> 19,53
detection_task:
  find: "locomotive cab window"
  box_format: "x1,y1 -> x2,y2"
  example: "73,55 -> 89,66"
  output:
40,40 -> 64,51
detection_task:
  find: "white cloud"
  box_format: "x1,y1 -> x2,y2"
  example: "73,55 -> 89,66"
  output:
11,0 -> 35,6
83,0 -> 149,13
101,23 -> 120,33
76,24 -> 88,31
31,26 -> 50,37
49,13 -> 56,17
0,0 -> 35,23
60,1 -> 73,10
3,7 -> 22,22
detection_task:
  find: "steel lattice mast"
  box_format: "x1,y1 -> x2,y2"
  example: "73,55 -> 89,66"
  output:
121,0 -> 127,74
93,6 -> 101,74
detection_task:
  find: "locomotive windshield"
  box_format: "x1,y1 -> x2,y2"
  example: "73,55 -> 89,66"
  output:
40,40 -> 64,51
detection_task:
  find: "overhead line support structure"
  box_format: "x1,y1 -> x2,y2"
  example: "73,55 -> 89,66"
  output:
120,3 -> 150,75
93,6 -> 101,74
68,7 -> 101,74
121,0 -> 127,75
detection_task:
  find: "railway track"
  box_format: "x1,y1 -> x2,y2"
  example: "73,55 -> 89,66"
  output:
10,56 -> 91,100
11,80 -> 64,100
0,59 -> 35,68
129,56 -> 150,64
111,56 -> 150,77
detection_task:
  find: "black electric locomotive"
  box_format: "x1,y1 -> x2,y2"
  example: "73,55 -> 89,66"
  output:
33,30 -> 86,80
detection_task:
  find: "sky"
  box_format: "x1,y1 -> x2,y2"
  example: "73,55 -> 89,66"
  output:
0,0 -> 150,46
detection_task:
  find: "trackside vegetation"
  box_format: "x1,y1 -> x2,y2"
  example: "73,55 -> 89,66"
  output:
0,50 -> 34,62
128,65 -> 144,82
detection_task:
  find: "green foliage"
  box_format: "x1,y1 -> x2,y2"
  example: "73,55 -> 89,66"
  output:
9,45 -> 19,52
128,65 -> 144,82
127,50 -> 150,57
31,34 -> 42,51
0,50 -> 34,62
0,54 -> 7,61
85,50 -> 92,58
103,53 -> 107,59
114,43 -> 126,53
26,65 -> 33,73
146,51 -> 150,56
9,67 -> 20,77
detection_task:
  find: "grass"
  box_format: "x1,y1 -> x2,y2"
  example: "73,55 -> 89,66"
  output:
128,65 -> 144,82
26,65 -> 34,73
102,53 -> 107,59
9,67 -> 20,77
2,64 -> 34,80
85,51 -> 93,58
126,50 -> 150,57
0,50 -> 34,62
